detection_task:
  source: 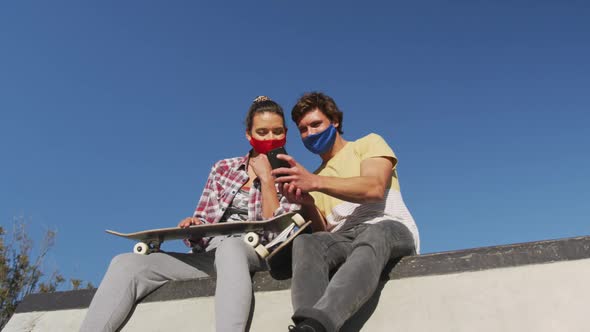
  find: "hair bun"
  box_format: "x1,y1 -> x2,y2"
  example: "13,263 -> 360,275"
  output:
253,96 -> 271,103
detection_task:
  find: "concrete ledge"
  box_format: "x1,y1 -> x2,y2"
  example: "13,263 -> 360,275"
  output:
15,235 -> 590,313
14,272 -> 292,313
6,235 -> 590,332
391,234 -> 590,278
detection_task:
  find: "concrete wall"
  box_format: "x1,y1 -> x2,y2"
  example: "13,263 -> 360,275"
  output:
5,235 -> 590,332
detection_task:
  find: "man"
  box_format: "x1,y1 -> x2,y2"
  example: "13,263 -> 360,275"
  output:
273,92 -> 420,332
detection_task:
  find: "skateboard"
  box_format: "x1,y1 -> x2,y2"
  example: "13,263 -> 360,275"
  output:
106,212 -> 311,260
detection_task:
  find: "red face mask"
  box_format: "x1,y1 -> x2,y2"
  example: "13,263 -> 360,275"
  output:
249,136 -> 286,154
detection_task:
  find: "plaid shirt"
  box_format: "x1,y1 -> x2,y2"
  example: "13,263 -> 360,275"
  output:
187,153 -> 300,251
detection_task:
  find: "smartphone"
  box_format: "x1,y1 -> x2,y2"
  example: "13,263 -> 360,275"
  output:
267,147 -> 291,174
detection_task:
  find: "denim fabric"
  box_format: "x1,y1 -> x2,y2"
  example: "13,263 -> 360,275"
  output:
290,220 -> 415,332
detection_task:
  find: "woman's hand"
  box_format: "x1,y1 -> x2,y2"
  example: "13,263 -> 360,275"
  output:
249,153 -> 273,183
178,217 -> 203,228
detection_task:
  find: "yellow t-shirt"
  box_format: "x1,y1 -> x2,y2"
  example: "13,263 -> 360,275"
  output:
311,133 -> 420,251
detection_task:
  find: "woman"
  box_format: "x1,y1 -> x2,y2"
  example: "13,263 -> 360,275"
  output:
80,96 -> 299,332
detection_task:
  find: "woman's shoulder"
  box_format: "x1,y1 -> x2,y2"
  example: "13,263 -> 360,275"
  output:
212,155 -> 248,169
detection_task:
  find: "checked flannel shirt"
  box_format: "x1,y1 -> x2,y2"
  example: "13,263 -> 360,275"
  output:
186,153 -> 300,252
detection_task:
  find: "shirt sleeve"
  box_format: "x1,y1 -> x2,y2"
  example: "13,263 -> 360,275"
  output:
184,162 -> 221,251
192,163 -> 222,224
358,133 -> 398,169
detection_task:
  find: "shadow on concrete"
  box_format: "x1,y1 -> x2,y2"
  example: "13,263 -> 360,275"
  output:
116,303 -> 136,332
246,288 -> 255,332
340,257 -> 402,332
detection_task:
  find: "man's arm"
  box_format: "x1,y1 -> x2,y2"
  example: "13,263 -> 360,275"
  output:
316,157 -> 393,203
273,154 -> 394,204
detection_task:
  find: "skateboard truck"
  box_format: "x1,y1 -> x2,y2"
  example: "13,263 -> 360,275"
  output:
243,232 -> 270,258
242,213 -> 306,259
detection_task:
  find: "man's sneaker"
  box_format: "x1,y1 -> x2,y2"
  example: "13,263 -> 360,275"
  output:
287,318 -> 327,332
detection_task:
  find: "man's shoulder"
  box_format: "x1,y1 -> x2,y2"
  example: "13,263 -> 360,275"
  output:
351,133 -> 396,159
353,133 -> 388,146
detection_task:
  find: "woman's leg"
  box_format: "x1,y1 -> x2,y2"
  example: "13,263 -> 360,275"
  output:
214,237 -> 267,332
80,251 -> 214,332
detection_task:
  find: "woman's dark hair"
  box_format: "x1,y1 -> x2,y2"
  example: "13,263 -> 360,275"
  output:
291,92 -> 343,134
245,96 -> 286,132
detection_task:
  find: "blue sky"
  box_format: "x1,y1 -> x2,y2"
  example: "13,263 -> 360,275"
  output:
1,1 -> 589,287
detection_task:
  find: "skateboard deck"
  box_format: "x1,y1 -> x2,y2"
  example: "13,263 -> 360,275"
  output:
106,212 -> 309,259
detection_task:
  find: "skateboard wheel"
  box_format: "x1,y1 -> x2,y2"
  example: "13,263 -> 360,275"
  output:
291,213 -> 305,227
254,244 -> 270,258
244,232 -> 260,247
134,242 -> 149,255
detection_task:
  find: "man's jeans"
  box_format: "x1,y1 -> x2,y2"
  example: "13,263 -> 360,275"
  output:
291,220 -> 415,332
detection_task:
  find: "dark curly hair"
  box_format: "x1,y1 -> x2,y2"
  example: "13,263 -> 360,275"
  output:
291,92 -> 343,134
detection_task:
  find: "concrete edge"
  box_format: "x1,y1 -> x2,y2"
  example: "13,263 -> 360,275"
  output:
390,234 -> 590,279
15,234 -> 590,313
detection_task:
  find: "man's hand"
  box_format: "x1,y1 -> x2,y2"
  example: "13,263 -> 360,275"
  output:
272,154 -> 319,193
279,182 -> 315,207
178,217 -> 203,228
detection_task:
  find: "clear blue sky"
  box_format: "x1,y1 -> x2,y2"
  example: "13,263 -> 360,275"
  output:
1,1 -> 589,287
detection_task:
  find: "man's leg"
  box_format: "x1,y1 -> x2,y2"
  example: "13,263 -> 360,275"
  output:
80,251 -> 214,332
290,232 -> 352,323
294,221 -> 415,332
214,237 -> 267,332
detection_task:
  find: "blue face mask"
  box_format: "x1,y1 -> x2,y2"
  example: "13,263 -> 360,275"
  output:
302,124 -> 337,155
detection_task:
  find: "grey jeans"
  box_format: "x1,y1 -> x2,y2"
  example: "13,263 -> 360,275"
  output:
79,237 -> 266,332
290,220 -> 415,332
